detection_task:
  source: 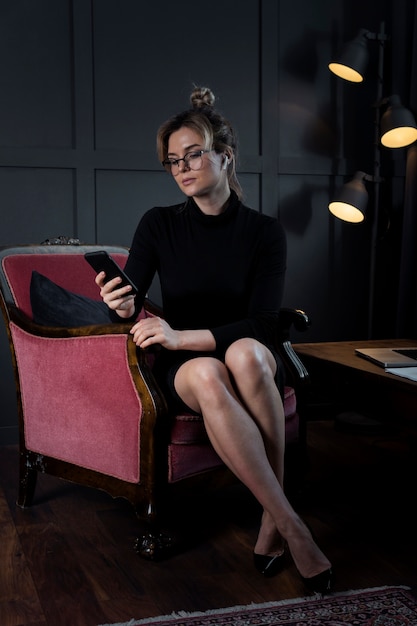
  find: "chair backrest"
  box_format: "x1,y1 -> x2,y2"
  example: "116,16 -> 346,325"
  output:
0,244 -> 131,319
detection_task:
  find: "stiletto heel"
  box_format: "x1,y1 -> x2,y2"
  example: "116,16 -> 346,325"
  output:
301,567 -> 334,594
253,551 -> 285,578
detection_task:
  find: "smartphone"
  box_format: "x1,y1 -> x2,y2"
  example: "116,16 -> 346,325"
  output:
84,250 -> 138,295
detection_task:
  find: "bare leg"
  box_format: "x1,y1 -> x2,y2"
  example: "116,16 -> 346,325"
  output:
224,339 -> 285,557
174,345 -> 331,580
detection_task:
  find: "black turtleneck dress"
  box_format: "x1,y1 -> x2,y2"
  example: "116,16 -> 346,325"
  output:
122,191 -> 287,413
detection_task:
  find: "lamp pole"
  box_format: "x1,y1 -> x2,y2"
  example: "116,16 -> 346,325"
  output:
367,21 -> 387,338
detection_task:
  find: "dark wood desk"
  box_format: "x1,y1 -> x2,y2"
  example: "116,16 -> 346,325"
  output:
293,339 -> 417,435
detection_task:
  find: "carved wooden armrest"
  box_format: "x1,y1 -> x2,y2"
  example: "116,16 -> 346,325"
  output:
277,308 -> 311,386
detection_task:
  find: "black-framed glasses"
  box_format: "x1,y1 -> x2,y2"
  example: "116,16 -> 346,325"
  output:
162,149 -> 212,176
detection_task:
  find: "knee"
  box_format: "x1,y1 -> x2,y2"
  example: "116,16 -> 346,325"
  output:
225,339 -> 272,381
188,359 -> 230,399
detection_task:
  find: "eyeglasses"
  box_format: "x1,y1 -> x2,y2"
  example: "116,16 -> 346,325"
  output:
162,149 -> 212,176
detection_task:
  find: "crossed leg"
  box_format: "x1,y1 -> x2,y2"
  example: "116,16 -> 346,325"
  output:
224,338 -> 286,559
174,338 -> 331,581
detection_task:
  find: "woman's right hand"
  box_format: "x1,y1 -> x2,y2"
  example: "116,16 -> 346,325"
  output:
95,272 -> 136,319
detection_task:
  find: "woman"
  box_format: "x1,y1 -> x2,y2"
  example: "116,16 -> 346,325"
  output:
96,86 -> 333,593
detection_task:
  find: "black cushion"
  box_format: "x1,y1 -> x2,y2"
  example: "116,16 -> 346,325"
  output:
30,271 -> 112,326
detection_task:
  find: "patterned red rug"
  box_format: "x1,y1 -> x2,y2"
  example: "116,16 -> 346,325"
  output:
100,586 -> 417,626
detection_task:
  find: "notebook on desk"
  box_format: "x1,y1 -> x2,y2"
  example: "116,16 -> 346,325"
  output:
355,346 -> 417,368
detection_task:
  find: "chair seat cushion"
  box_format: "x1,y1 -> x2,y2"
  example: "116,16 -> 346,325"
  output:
170,385 -> 298,446
168,385 -> 299,482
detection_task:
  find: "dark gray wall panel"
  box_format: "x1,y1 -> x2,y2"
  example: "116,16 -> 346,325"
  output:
95,170 -> 184,247
281,172 -> 370,341
0,0 -> 73,149
92,0 -> 260,156
238,174 -> 261,213
0,168 -> 75,244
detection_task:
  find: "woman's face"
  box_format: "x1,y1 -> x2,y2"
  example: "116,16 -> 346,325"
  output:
166,127 -> 228,198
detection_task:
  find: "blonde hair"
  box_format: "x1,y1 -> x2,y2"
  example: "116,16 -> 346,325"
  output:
156,86 -> 243,200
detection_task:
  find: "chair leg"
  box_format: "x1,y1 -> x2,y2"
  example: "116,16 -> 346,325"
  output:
134,525 -> 176,560
17,451 -> 38,507
133,496 -> 180,560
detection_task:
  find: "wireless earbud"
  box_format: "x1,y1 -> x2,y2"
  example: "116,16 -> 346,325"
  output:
222,156 -> 229,170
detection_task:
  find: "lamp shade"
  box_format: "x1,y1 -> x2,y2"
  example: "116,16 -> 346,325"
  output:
328,171 -> 369,223
380,95 -> 417,148
328,29 -> 369,83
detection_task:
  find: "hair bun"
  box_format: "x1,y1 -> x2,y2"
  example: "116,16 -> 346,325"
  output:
190,86 -> 215,109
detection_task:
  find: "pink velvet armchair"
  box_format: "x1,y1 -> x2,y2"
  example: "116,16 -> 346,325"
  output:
0,240 -> 311,559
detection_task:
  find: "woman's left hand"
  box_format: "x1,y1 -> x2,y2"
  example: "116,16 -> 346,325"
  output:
130,316 -> 180,350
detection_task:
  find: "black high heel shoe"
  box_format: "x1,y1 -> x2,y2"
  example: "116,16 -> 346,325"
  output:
253,551 -> 285,578
301,567 -> 334,594
297,520 -> 334,594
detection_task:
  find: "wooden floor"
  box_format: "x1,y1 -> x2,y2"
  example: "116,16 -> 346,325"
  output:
1,419 -> 416,626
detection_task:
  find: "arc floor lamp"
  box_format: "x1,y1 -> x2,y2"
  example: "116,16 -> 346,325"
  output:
328,21 -> 417,338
